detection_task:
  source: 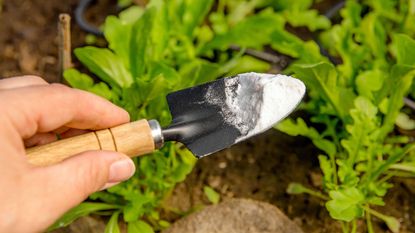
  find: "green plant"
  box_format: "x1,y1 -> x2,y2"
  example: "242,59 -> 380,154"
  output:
50,0 -> 304,231
50,1 -> 220,231
49,0 -> 415,232
277,1 -> 415,232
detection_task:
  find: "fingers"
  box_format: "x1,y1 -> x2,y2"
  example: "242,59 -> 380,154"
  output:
0,75 -> 48,90
24,129 -> 89,147
60,128 -> 90,138
24,133 -> 57,147
29,151 -> 135,223
0,84 -> 130,138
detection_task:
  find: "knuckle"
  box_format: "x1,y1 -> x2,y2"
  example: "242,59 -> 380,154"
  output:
49,83 -> 77,105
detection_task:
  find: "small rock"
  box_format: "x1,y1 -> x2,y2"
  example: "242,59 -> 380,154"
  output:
208,175 -> 222,188
163,198 -> 304,233
51,216 -> 106,233
218,161 -> 227,169
309,171 -> 323,188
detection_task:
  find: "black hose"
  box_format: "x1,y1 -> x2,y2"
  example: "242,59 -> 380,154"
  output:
325,1 -> 346,19
75,0 -> 104,36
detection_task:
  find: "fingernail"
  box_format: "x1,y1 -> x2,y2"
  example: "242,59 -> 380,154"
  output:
108,159 -> 135,183
100,182 -> 121,191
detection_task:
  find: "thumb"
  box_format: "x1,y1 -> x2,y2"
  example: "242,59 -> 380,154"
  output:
31,151 -> 135,217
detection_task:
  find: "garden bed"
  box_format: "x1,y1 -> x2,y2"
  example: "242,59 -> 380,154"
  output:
1,1 -> 415,233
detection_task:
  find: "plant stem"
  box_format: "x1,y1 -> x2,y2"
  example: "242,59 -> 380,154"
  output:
364,206 -> 400,233
364,206 -> 386,220
351,220 -> 357,233
366,208 -> 374,233
390,163 -> 415,173
58,13 -> 73,83
302,187 -> 329,200
330,153 -> 338,185
341,221 -> 349,233
376,171 -> 396,185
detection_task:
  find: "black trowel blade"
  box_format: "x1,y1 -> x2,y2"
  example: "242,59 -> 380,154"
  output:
163,72 -> 305,158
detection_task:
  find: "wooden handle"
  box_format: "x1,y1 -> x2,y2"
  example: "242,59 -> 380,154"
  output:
26,120 -> 155,166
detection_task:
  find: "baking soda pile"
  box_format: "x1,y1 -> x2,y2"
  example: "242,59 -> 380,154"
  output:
206,72 -> 306,142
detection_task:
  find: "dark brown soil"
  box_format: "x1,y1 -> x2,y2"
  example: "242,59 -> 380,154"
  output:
0,0 -> 114,81
1,1 -> 414,233
176,131 -> 415,233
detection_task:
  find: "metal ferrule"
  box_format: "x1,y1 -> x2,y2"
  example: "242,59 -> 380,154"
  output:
148,119 -> 164,149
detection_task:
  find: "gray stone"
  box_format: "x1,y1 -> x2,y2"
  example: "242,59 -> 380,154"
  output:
163,198 -> 304,233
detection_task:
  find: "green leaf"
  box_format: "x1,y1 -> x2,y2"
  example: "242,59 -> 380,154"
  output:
119,6 -> 144,23
276,118 -> 336,156
286,182 -> 328,199
383,215 -> 400,233
170,147 -> 197,182
128,220 -> 154,233
63,68 -> 94,90
203,186 -> 220,204
147,0 -> 170,60
326,187 -> 365,222
284,9 -> 330,31
105,212 -> 121,233
396,112 -> 415,130
225,0 -> 264,26
392,33 -> 415,66
286,182 -> 309,194
319,155 -> 334,187
181,0 -> 214,37
226,55 -> 270,76
64,69 -> 118,101
179,59 -> 221,87
270,28 -> 306,58
289,62 -> 355,121
203,10 -> 284,51
390,162 -> 415,173
360,13 -> 387,59
341,96 -> 378,166
158,220 -> 170,228
355,69 -> 385,100
130,7 -> 156,78
117,0 -> 133,8
378,65 -> 415,138
74,47 -> 133,88
104,16 -> 133,69
48,203 -> 120,231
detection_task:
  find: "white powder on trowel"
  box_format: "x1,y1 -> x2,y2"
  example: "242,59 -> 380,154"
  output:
206,72 -> 306,142
244,73 -> 305,141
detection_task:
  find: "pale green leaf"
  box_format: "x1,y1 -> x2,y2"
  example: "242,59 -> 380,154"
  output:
286,182 -> 308,194
181,0 -> 214,37
48,203 -> 120,231
326,188 -> 365,222
396,112 -> 415,130
203,186 -> 220,204
289,62 -> 355,121
105,212 -> 121,233
74,47 -> 133,88
130,7 -> 156,78
128,220 -> 154,233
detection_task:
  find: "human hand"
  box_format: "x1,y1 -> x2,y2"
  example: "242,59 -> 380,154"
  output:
0,76 -> 135,233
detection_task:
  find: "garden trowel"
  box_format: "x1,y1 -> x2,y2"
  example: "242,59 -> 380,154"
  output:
26,72 -> 305,166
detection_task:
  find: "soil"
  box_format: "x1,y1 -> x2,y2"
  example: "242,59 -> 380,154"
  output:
1,1 -> 414,233
174,130 -> 415,233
